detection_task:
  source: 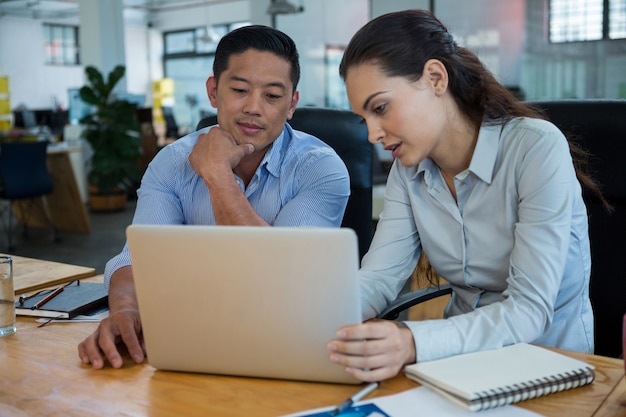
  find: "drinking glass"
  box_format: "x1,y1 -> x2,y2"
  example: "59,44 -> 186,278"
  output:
0,256 -> 16,336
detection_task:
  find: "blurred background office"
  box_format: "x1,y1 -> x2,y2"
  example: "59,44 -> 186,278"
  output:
0,0 -> 625,137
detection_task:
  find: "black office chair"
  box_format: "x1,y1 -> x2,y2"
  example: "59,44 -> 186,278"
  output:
161,106 -> 180,139
0,141 -> 60,252
197,107 -> 375,260
528,99 -> 626,358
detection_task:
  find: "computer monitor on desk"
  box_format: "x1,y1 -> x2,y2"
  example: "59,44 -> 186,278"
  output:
13,109 -> 69,138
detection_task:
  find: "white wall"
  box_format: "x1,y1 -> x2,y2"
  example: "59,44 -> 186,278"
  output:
124,24 -> 158,105
371,0 -> 526,88
436,0 -> 526,87
0,1 -> 250,113
0,0 -> 369,116
0,16 -> 83,110
275,0 -> 369,106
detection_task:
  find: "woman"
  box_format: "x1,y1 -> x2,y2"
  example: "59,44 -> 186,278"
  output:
327,9 -> 600,382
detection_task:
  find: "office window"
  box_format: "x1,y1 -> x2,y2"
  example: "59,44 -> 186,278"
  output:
550,0 -> 603,42
164,22 -> 249,56
162,22 -> 249,129
325,46 -> 349,110
43,23 -> 79,65
609,0 -> 626,38
164,30 -> 196,54
550,0 -> 626,42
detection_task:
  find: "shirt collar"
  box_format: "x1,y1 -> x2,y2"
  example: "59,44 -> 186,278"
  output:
415,122 -> 502,184
259,126 -> 287,178
467,123 -> 502,184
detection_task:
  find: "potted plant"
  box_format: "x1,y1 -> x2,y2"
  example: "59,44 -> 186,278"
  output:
79,65 -> 142,211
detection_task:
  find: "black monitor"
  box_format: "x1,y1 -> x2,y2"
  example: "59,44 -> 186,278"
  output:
21,110 -> 37,128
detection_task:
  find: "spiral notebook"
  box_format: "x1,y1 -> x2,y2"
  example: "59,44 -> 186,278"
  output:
404,343 -> 595,412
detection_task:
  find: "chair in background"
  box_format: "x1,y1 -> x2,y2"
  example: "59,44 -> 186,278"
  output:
196,107 -> 374,260
289,107 -> 374,260
528,99 -> 626,358
0,141 -> 60,252
161,106 -> 180,139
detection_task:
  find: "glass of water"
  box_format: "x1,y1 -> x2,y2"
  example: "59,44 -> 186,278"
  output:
0,256 -> 15,337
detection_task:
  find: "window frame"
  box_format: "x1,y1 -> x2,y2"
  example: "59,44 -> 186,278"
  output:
161,22 -> 249,130
43,22 -> 80,66
549,0 -> 626,43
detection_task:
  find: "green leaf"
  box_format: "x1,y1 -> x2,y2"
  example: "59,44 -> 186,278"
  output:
79,64 -> 142,195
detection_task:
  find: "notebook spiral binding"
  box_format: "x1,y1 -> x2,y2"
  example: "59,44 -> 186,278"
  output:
474,368 -> 596,411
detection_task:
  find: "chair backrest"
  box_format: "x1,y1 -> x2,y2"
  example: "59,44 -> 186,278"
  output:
196,107 -> 373,259
0,141 -> 53,199
161,106 -> 179,138
528,99 -> 626,358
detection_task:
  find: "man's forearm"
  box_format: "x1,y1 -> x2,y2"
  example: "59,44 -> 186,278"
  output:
204,175 -> 269,226
108,265 -> 140,313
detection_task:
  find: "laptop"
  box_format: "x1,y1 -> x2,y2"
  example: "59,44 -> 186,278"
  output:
126,224 -> 362,384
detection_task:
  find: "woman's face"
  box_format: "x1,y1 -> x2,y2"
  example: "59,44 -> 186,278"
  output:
344,62 -> 449,167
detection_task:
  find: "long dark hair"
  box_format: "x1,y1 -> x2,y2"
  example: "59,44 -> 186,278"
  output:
340,9 -> 609,211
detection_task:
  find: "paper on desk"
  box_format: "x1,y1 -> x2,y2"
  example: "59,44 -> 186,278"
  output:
280,386 -> 545,417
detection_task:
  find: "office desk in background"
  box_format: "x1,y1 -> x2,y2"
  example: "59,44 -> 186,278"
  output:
13,144 -> 91,233
0,258 -> 624,417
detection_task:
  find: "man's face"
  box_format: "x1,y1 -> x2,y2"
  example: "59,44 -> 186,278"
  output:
206,49 -> 299,153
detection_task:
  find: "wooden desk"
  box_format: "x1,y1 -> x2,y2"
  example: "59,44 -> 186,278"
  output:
597,377 -> 626,417
0,319 -> 623,416
1,258 -> 624,417
3,254 -> 96,294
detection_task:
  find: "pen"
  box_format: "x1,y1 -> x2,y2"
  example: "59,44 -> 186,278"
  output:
331,382 -> 380,415
31,286 -> 64,310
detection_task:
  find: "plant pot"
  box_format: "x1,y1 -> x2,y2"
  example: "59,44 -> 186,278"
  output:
88,186 -> 127,212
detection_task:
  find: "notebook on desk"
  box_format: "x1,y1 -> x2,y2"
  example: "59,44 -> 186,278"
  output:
126,224 -> 362,384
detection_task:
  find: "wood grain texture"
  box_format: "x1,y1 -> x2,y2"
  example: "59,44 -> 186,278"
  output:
0,315 -> 623,416
4,254 -> 96,294
594,377 -> 626,417
0,257 -> 623,416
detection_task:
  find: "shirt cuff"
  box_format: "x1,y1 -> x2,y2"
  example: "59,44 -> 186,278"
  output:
404,319 -> 462,362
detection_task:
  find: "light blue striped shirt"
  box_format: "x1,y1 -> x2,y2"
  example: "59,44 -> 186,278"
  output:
360,117 -> 593,362
104,123 -> 350,285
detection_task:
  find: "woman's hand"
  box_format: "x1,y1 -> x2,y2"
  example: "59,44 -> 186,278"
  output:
327,319 -> 417,382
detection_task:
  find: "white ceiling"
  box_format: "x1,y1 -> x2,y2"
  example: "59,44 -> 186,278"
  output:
0,0 -> 242,20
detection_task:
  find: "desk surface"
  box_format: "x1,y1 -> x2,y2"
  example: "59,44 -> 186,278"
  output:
4,254 -> 96,294
1,261 -> 624,417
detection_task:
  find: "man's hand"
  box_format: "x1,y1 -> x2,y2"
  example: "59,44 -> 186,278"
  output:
327,319 -> 416,382
77,308 -> 144,369
188,126 -> 267,226
77,266 -> 144,369
189,126 -> 254,182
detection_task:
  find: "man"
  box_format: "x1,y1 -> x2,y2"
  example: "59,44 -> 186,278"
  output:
78,25 -> 350,369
